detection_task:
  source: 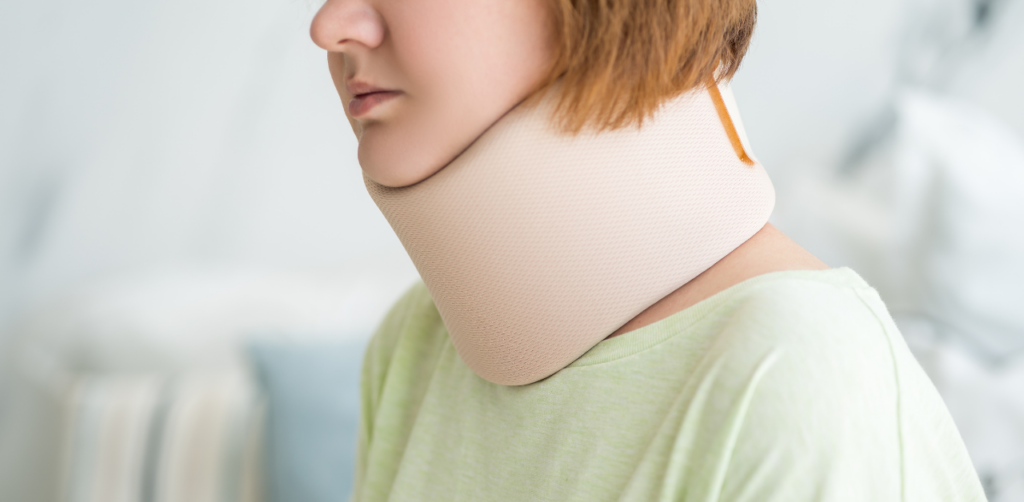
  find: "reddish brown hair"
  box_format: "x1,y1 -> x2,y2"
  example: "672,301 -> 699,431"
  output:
538,0 -> 757,133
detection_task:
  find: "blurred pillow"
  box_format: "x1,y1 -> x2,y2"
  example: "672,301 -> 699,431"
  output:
248,338 -> 368,502
895,90 -> 1024,358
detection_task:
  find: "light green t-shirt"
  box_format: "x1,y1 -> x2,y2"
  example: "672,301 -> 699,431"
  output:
351,268 -> 986,502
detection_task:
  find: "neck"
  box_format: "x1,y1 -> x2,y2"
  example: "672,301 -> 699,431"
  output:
607,223 -> 829,339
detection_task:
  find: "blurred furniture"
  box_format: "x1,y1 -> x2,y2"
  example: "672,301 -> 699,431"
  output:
63,370 -> 263,502
0,267 -> 414,502
249,341 -> 365,502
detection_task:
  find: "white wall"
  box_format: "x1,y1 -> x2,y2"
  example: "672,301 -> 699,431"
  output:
0,0 -> 412,331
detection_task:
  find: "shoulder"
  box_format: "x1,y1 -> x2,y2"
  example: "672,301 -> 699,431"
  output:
687,272 -> 905,497
709,269 -> 897,383
708,271 -> 905,428
693,270 -> 983,499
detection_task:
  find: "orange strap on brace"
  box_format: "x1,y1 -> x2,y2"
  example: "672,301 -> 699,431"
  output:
706,75 -> 754,166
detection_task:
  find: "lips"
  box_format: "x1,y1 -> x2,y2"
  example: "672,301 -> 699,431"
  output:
348,90 -> 401,117
346,80 -> 401,117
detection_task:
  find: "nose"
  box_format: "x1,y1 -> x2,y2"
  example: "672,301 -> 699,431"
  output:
310,0 -> 385,51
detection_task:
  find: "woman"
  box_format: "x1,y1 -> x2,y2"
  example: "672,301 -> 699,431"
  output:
310,0 -> 986,500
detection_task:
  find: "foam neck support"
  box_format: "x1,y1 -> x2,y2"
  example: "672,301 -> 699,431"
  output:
366,82 -> 775,385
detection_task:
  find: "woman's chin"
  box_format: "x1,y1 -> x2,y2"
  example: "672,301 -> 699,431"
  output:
358,141 -> 447,188
356,112 -> 492,187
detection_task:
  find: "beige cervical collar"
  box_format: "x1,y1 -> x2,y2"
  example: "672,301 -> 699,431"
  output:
366,81 -> 774,385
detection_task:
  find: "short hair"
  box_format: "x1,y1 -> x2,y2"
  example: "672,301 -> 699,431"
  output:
537,0 -> 757,133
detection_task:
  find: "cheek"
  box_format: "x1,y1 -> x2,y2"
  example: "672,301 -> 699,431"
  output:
387,0 -> 554,112
357,0 -> 555,187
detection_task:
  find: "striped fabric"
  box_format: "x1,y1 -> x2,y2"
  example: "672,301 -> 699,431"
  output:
61,369 -> 264,502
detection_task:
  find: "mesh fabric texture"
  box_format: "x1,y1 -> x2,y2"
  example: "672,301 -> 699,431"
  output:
366,84 -> 775,385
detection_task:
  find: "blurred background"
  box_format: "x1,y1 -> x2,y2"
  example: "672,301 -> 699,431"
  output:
1,0 -> 1022,500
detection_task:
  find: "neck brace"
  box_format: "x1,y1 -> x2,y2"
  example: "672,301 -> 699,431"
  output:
366,82 -> 774,385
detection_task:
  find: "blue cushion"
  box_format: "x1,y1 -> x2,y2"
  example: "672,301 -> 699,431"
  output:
248,338 -> 368,502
